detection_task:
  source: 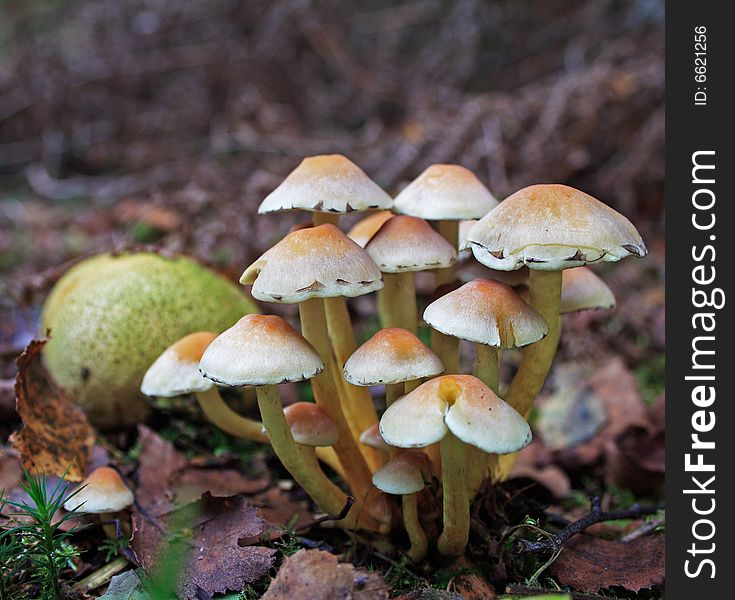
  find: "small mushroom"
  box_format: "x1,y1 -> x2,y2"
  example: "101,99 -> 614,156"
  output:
424,280 -> 547,491
347,211 -> 394,247
560,267 -> 616,314
63,466 -> 133,539
424,280 -> 548,393
344,327 -> 444,408
241,224 -> 384,490
393,164 -> 498,288
366,216 -> 457,333
199,314 -> 379,532
141,332 -> 268,443
466,184 -> 646,419
380,375 -> 531,556
372,452 -> 432,562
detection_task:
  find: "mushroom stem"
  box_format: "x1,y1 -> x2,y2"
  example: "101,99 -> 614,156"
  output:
504,270 -> 562,417
434,221 -> 458,287
404,378 -> 422,393
470,345 -> 498,494
376,272 -> 418,333
194,387 -> 269,444
402,493 -> 428,562
385,383 -> 405,408
431,330 -> 460,374
437,432 -> 470,556
473,345 -> 499,393
312,212 -> 340,227
324,296 -> 382,470
256,384 -> 374,531
100,512 -> 118,540
495,271 -> 562,482
299,298 -> 374,499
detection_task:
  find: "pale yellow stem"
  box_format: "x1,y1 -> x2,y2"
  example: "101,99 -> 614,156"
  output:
195,387 -> 269,443
435,221 -> 459,288
471,344 -> 499,494
437,432 -> 470,556
299,299 -> 373,499
403,493 -> 428,562
496,271 -> 562,480
257,384 -> 379,531
377,272 -> 418,333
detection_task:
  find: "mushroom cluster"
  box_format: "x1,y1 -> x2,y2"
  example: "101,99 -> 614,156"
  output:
141,155 -> 646,560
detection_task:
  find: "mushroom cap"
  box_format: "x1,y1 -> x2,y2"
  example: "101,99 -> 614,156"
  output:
141,332 -> 217,397
344,328 -> 444,386
283,402 -> 338,446
63,466 -> 134,513
199,314 -> 324,386
467,184 -> 647,271
560,267 -> 616,313
423,280 -> 548,348
240,224 -> 384,303
258,154 -> 393,215
379,374 -> 532,454
372,451 -> 431,495
365,215 -> 458,273
393,164 -> 498,221
347,211 -> 394,247
359,422 -> 390,450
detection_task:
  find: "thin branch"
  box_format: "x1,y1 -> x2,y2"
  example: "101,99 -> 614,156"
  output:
514,496 -> 664,555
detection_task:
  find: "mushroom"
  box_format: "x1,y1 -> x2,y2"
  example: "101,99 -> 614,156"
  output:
241,224 -> 384,487
344,327 -> 444,408
365,216 -> 457,333
466,184 -> 646,423
359,422 -> 392,462
257,154 -> 392,370
63,466 -> 133,538
423,280 -> 547,490
423,280 -> 548,394
141,332 -> 268,443
372,451 -> 432,562
380,375 -> 531,556
393,164 -> 498,288
560,267 -> 616,314
347,210 -> 394,247
199,314 -> 378,531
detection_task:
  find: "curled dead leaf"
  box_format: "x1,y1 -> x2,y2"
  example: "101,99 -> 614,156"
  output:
10,340 -> 94,481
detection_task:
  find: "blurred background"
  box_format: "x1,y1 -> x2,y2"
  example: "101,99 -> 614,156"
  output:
0,0 -> 664,414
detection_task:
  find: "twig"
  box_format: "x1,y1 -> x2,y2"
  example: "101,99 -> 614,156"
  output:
514,496 -> 664,555
73,556 -> 129,591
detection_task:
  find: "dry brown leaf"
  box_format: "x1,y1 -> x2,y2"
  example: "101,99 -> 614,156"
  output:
549,533 -> 664,592
262,549 -> 389,600
10,340 -> 94,481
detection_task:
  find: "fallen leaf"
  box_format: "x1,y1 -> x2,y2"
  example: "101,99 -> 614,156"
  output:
0,447 -> 22,492
262,549 -> 389,600
171,467 -> 270,506
100,570 -> 148,599
509,441 -> 571,500
130,428 -> 276,599
549,533 -> 664,592
550,358 -> 648,470
10,340 -> 94,481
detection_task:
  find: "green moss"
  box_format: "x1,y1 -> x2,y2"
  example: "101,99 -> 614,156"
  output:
41,252 -> 258,428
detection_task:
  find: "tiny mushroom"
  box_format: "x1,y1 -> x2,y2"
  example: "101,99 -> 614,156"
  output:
141,332 -> 268,443
347,210 -> 394,247
380,374 -> 531,556
199,314 -> 379,532
466,184 -> 646,420
372,451 -> 432,561
63,466 -> 134,538
365,216 -> 457,332
423,280 -> 548,393
241,223 -> 384,487
393,164 -> 498,287
560,267 -> 616,314
344,327 -> 444,407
